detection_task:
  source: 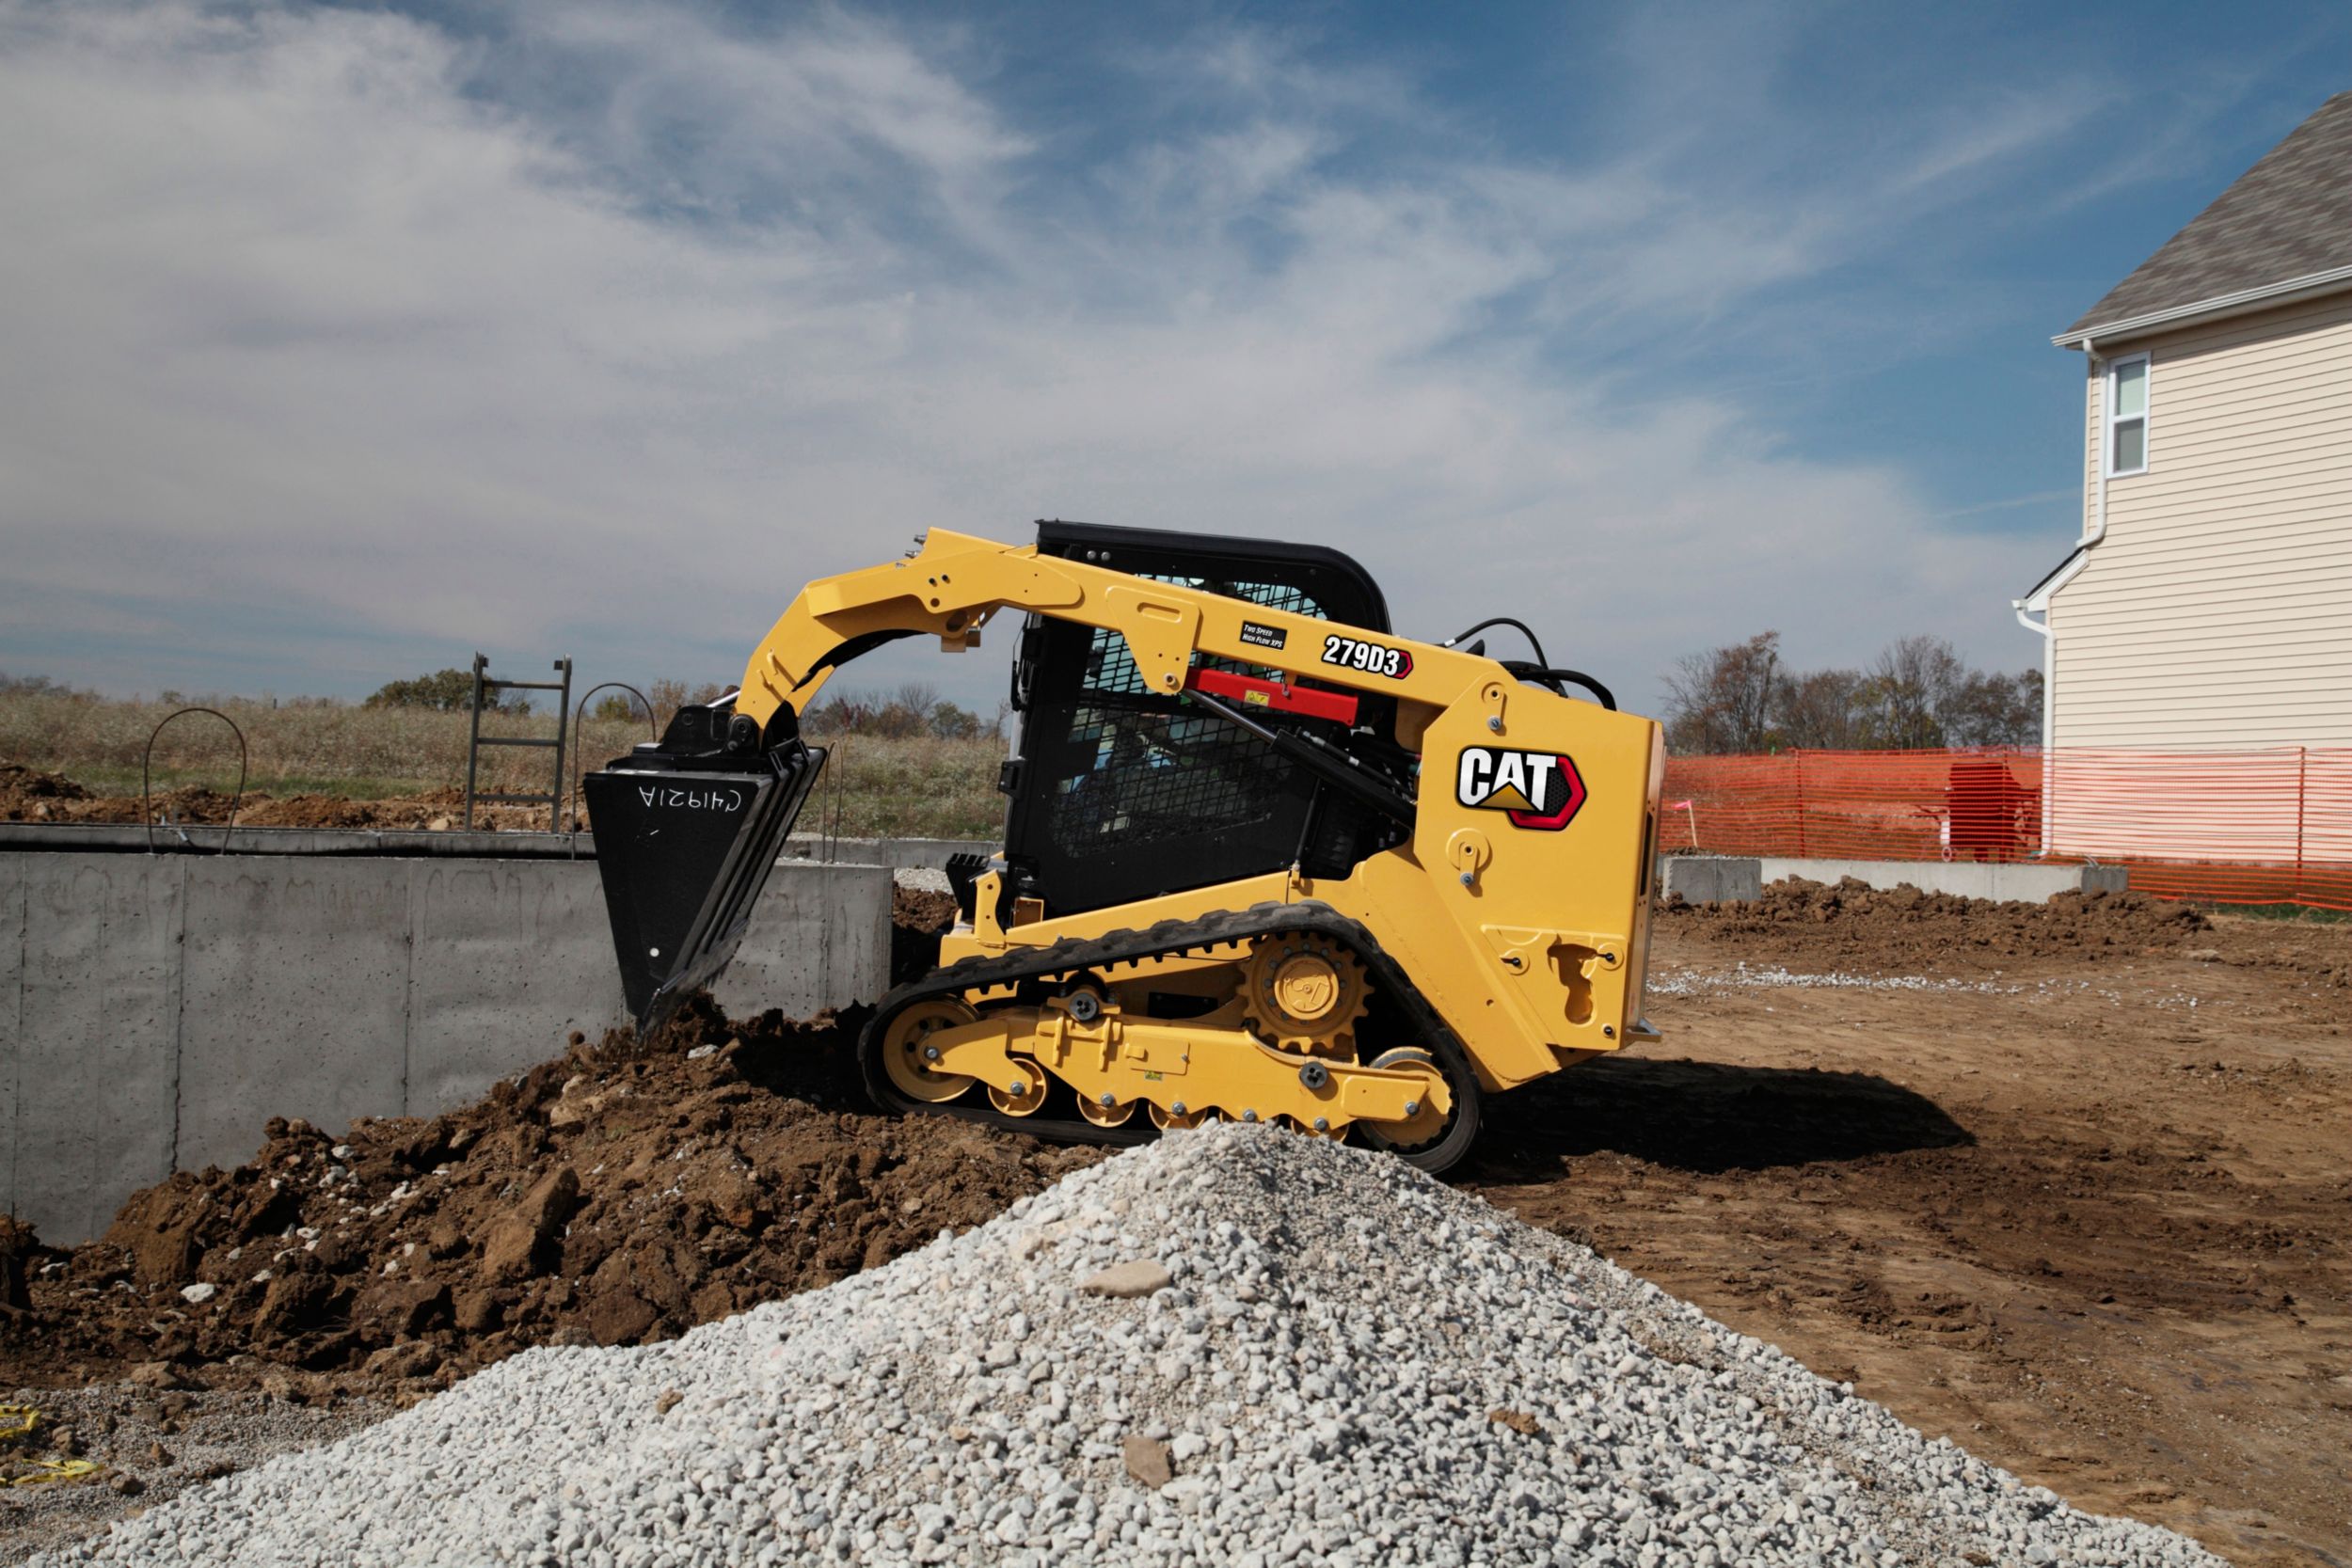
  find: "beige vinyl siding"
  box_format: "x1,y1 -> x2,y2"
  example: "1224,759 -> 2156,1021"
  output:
2045,293 -> 2352,863
2051,291 -> 2352,752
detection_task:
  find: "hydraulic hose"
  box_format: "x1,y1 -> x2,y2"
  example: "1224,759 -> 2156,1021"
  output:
1499,662 -> 1616,711
1441,616 -> 1549,669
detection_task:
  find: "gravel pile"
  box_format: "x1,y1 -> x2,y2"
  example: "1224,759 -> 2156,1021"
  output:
1646,963 -> 2034,996
40,1126 -> 2221,1568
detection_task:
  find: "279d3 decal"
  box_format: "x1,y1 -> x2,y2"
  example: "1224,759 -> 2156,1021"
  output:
1318,633 -> 1411,679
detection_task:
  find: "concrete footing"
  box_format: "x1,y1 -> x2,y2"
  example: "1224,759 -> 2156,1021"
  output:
782,836 -> 995,871
0,847 -> 889,1244
1661,854 -> 2128,905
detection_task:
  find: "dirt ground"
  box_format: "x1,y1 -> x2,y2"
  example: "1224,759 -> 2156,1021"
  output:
0,761 -> 560,831
2,879 -> 2344,1565
1470,882 -> 2350,1568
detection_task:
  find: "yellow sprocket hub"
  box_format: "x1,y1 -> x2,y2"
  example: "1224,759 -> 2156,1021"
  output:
1238,933 -> 1370,1056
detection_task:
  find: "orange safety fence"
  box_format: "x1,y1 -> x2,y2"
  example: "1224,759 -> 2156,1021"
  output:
1660,747 -> 2352,912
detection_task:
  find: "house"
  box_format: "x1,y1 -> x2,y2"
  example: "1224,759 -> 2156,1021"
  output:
2015,91 -> 2352,863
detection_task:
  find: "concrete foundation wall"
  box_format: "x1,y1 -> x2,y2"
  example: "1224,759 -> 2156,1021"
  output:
1755,858 -> 2129,901
782,836 -> 995,871
1659,855 -> 2128,904
1659,857 -> 1765,904
1,851 -> 888,1244
1,825 -> 1004,871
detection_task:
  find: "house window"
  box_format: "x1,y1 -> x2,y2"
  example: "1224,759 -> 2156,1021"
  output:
2106,355 -> 2148,476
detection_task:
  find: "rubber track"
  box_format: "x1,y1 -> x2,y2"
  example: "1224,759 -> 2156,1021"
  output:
857,900 -> 1478,1158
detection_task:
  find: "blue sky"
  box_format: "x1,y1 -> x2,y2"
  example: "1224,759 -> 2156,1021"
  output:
1,0 -> 2345,716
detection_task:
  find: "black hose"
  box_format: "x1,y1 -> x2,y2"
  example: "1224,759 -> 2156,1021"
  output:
1500,662 -> 1617,711
1441,616 -> 1549,669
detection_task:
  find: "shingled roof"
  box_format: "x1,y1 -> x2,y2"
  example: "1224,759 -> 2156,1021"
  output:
2060,90 -> 2352,343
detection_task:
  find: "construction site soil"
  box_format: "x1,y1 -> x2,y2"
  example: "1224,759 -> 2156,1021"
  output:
3,880 -> 2345,1566
0,762 -> 560,831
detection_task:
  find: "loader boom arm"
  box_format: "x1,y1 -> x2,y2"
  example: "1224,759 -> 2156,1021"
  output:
737,528 -> 1503,750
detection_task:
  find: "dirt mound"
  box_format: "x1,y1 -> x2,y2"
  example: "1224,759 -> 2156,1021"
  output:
2,1001 -> 1098,1401
15,776 -> 557,832
892,884 -> 958,934
1657,876 -> 2207,970
889,884 -> 961,984
0,762 -> 90,819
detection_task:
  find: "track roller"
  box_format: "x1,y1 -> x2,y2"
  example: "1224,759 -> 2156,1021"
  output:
1077,1092 -> 1138,1128
987,1063 -> 1048,1117
1278,1113 -> 1349,1142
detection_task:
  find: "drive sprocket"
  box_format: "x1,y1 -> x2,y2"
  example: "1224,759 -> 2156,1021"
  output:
1238,932 -> 1369,1056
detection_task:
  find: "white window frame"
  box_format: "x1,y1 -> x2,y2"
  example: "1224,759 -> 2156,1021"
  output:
2106,353 -> 2149,478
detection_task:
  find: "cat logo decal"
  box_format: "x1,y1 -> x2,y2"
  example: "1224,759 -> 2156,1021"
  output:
1454,747 -> 1586,831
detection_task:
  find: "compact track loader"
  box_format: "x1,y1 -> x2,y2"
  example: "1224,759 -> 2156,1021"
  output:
584,521 -> 1662,1173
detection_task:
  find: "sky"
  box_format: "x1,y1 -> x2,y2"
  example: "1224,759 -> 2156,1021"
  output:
1,0 -> 2345,719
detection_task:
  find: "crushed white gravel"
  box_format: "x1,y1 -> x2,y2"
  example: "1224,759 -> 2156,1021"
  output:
38,1125 -> 2222,1568
1647,962 -> 2038,997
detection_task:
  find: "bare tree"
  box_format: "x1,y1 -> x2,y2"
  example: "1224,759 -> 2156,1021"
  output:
1661,633 -> 2044,753
1661,632 -> 1783,753
1855,636 -> 1966,750
1943,668 -> 2043,747
646,678 -> 730,731
1774,668 -> 1867,749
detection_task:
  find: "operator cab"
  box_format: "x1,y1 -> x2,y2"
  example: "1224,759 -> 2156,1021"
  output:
986,520 -> 1411,920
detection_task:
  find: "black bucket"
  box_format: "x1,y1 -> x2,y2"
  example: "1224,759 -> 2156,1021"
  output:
582,705 -> 826,1029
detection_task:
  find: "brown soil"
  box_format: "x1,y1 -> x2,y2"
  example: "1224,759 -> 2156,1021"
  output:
890,884 -> 961,983
1476,891 -> 2350,1568
1657,875 -> 2217,962
0,1001 -> 1098,1405
1,762 -> 560,831
0,764 -> 87,814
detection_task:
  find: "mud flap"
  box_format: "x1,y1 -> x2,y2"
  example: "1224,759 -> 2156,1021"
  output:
583,739 -> 826,1029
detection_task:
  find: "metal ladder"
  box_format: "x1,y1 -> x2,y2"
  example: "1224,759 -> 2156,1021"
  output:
463,654 -> 573,832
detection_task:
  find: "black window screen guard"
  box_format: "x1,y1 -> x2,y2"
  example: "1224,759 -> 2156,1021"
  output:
1001,522 -> 1393,917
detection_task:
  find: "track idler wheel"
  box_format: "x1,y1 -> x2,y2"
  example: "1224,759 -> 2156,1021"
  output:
1355,1045 -> 1482,1173
879,999 -> 981,1105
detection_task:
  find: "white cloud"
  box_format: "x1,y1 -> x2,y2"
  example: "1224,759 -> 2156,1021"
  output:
0,0 -> 2072,712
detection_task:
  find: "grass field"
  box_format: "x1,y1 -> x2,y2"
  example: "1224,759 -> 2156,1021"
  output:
0,691 -> 1009,840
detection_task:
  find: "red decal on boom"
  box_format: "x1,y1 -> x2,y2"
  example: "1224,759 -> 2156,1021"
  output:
1185,669 -> 1360,725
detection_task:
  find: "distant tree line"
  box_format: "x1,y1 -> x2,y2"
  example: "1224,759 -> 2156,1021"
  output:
0,672 -> 95,700
588,680 -> 996,741
1661,632 -> 2042,754
13,662 -> 1004,743
803,683 -> 993,741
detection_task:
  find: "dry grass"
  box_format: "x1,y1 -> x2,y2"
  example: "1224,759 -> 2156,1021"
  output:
0,692 -> 1008,840
797,733 -> 1007,840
